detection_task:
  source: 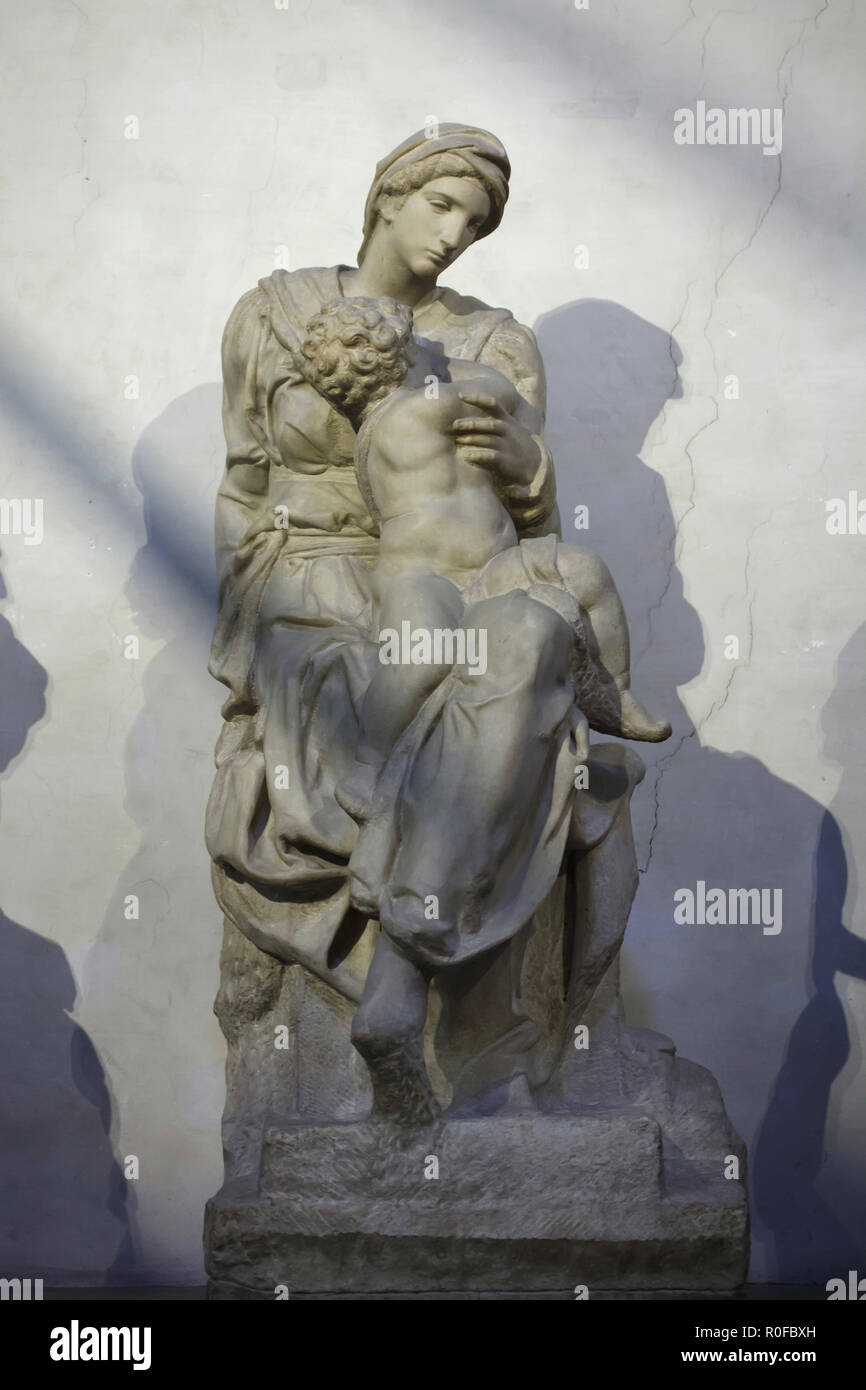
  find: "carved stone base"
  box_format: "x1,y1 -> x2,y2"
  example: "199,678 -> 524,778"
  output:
204,1104 -> 748,1296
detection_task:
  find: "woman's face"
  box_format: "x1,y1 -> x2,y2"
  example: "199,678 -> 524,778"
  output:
387,176 -> 492,278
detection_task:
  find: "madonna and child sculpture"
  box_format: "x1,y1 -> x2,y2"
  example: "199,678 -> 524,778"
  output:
203,124 -> 748,1296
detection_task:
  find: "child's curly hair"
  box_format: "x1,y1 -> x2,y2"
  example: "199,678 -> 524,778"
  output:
298,296 -> 415,420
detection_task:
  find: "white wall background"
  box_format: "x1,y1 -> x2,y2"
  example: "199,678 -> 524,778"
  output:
0,0 -> 863,1286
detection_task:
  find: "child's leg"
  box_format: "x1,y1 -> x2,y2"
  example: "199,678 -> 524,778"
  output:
555,543 -> 671,742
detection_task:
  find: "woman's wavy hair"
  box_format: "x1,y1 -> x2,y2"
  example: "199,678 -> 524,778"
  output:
298,296 -> 415,420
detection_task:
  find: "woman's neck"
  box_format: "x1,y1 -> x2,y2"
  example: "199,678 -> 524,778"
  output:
340,249 -> 440,310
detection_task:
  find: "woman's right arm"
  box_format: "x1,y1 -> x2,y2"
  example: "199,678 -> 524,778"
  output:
215,287 -> 273,595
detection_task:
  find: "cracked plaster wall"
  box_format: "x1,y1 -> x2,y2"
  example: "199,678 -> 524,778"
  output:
0,0 -> 862,1285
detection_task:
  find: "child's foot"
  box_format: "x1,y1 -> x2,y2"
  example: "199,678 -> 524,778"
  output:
572,656 -> 671,743
617,689 -> 671,742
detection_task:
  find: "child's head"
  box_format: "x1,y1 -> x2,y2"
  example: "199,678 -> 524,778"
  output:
299,296 -> 415,423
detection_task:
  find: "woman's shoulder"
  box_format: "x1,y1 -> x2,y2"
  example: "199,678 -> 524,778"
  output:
435,285 -> 539,357
427,287 -> 543,412
435,283 -> 512,327
223,266 -> 344,354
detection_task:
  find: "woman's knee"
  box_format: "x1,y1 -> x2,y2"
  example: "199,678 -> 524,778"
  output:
465,592 -> 573,681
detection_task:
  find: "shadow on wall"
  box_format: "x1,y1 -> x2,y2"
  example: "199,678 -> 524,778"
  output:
535,299 -> 864,1283
0,557 -> 134,1282
753,624 -> 866,1280
82,384 -> 224,1283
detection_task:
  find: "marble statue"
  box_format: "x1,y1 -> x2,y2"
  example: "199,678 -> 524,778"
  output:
203,124 -> 748,1297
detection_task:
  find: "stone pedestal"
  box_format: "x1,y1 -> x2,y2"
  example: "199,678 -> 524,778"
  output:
205,1101 -> 748,1296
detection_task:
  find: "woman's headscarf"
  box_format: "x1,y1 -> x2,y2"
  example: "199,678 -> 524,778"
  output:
357,123 -> 511,265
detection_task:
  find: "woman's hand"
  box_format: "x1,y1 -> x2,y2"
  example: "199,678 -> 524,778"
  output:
450,390 -> 542,488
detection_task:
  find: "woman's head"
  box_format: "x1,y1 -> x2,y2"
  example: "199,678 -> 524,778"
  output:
358,124 -> 511,273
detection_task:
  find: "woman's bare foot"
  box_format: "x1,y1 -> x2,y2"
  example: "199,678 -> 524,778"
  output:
351,933 -> 437,1125
353,1030 -> 440,1126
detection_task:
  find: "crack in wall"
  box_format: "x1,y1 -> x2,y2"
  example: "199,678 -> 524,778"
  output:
658,0 -> 698,49
700,514 -> 771,729
638,0 -> 830,876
